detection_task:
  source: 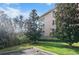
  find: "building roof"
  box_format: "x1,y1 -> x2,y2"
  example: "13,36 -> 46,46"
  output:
40,8 -> 55,18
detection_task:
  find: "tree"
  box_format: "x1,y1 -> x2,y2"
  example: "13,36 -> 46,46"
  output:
13,15 -> 24,32
26,9 -> 42,44
55,3 -> 79,46
19,15 -> 24,32
0,12 -> 16,48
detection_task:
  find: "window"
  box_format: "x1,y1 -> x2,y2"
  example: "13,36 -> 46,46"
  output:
41,24 -> 45,29
41,31 -> 45,35
77,3 -> 79,8
42,31 -> 45,33
52,20 -> 55,25
52,11 -> 55,17
52,29 -> 54,32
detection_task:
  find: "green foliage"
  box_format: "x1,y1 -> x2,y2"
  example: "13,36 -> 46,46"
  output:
16,34 -> 29,44
0,11 -> 29,49
26,9 -> 42,44
0,9 -> 41,49
0,29 -> 17,48
55,3 -> 79,46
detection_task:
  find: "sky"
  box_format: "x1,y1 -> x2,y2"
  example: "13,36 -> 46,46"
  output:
0,3 -> 55,19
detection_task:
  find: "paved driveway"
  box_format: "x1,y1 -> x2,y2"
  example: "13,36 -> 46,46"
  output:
1,47 -> 54,55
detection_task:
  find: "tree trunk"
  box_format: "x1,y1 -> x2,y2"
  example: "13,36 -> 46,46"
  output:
69,43 -> 73,47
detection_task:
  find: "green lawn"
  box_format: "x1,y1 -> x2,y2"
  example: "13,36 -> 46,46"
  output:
0,41 -> 79,55
35,42 -> 79,55
0,44 -> 32,53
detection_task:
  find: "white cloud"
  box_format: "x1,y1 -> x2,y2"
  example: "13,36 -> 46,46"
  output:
0,5 -> 42,19
5,7 -> 21,18
0,7 -> 30,19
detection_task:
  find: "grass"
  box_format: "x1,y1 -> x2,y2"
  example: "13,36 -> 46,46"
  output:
0,41 -> 79,55
0,43 -> 32,53
35,42 -> 79,55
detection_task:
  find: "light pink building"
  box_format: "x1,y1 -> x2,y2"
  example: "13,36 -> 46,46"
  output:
40,9 -> 56,37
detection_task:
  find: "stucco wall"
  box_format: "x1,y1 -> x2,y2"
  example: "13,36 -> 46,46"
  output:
40,10 -> 56,36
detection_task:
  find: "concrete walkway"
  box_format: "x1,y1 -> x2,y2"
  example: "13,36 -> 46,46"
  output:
0,47 -> 55,55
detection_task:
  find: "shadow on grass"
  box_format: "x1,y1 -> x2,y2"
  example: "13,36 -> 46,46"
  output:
36,42 -> 79,54
0,47 -> 32,55
1,50 -> 26,55
0,44 -> 32,55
